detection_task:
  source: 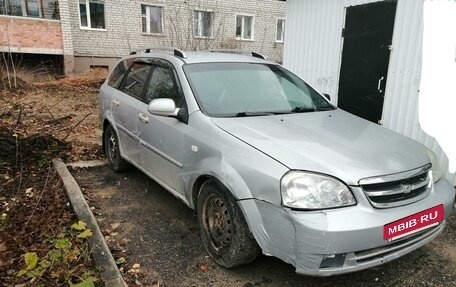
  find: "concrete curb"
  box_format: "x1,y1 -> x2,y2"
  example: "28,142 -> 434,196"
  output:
52,158 -> 127,287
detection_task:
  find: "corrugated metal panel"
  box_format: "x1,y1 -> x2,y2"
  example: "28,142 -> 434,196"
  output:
284,0 -> 456,185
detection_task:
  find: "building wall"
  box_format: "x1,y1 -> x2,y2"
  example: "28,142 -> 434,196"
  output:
0,16 -> 63,54
283,0 -> 456,185
58,0 -> 75,75
66,0 -> 286,72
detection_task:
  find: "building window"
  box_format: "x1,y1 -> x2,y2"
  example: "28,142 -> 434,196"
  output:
193,10 -> 213,38
25,0 -> 39,17
141,5 -> 163,34
276,19 -> 285,43
79,0 -> 105,29
0,0 -> 23,16
0,0 -> 59,19
236,15 -> 254,41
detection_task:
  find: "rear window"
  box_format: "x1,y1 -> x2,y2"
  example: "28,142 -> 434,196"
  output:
107,60 -> 130,89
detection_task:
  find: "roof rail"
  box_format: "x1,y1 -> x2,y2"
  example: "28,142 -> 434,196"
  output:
129,47 -> 187,59
208,49 -> 268,60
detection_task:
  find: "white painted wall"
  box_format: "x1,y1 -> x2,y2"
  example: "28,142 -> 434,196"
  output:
283,0 -> 456,185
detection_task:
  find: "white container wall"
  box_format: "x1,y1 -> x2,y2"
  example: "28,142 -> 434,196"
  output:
283,0 -> 456,185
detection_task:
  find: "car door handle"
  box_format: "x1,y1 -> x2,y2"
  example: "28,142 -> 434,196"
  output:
112,99 -> 120,107
138,113 -> 149,123
377,76 -> 385,92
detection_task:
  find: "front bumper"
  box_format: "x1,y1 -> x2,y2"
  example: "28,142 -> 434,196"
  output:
239,178 -> 455,276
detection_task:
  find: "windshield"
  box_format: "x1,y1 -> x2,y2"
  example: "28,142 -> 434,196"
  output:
183,62 -> 335,117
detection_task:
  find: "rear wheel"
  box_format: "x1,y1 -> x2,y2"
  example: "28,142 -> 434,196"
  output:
197,180 -> 260,268
104,125 -> 130,172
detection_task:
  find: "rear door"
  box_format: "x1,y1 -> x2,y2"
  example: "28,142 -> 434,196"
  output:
113,59 -> 152,163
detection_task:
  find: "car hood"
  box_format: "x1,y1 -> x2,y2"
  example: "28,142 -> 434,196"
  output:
211,109 -> 429,185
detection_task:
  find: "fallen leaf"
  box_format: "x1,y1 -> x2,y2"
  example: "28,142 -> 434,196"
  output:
128,268 -> 139,274
132,263 -> 140,269
0,242 -> 7,252
55,238 -> 72,249
110,223 -> 120,230
24,252 -> 38,270
77,229 -> 93,239
199,263 -> 209,272
115,257 -> 125,265
71,221 -> 87,231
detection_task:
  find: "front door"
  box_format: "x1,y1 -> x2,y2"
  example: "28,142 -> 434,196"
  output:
137,60 -> 186,192
337,0 -> 397,124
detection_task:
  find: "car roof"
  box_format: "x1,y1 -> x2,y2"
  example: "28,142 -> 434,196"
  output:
128,49 -> 273,65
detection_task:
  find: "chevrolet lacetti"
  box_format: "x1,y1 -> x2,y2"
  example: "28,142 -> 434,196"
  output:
98,49 -> 455,276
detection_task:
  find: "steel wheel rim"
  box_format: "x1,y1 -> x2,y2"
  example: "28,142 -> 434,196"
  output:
107,132 -> 117,163
202,193 -> 233,253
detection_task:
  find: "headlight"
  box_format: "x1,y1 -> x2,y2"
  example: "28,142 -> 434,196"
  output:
427,149 -> 443,183
281,171 -> 356,210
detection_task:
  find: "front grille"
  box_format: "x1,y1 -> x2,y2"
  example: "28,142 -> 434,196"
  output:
359,164 -> 432,208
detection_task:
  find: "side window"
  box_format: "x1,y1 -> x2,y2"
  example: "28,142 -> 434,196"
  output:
145,65 -> 183,107
120,62 -> 151,100
107,60 -> 129,89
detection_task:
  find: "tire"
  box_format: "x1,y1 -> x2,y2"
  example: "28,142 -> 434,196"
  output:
104,125 -> 131,172
197,180 -> 261,268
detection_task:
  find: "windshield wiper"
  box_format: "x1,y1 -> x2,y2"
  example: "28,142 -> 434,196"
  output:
235,110 -> 294,117
291,106 -> 316,113
235,111 -> 274,117
291,106 -> 335,113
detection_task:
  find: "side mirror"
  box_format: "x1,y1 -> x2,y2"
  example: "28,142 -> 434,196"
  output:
148,98 -> 179,117
323,93 -> 331,101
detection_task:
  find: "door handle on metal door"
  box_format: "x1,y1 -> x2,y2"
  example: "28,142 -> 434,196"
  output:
377,76 -> 385,92
112,99 -> 120,107
138,113 -> 149,123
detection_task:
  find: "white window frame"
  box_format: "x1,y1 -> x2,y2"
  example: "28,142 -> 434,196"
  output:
78,0 -> 106,31
193,10 -> 214,39
141,4 -> 164,35
235,14 -> 255,41
275,18 -> 285,43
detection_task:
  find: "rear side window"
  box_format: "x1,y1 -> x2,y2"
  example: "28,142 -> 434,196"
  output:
120,62 -> 152,100
107,60 -> 129,89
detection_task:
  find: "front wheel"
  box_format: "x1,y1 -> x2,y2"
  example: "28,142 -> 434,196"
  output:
104,125 -> 130,172
197,180 -> 260,268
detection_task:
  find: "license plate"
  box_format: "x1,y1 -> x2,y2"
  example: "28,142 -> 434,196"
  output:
383,204 -> 444,241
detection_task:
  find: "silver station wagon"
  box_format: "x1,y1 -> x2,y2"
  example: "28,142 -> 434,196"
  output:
98,48 -> 455,276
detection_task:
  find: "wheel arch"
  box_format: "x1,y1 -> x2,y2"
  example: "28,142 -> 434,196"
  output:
187,161 -> 255,210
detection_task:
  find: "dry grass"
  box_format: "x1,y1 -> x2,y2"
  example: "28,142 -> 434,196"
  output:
33,68 -> 108,93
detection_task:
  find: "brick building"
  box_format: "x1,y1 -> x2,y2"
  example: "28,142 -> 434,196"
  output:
1,0 -> 286,75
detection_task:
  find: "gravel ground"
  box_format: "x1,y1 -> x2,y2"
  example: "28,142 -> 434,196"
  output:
73,165 -> 456,287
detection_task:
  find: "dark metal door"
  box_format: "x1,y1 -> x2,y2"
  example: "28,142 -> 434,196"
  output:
337,0 -> 397,124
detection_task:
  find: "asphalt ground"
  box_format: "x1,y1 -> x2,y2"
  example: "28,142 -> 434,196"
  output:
72,165 -> 456,287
